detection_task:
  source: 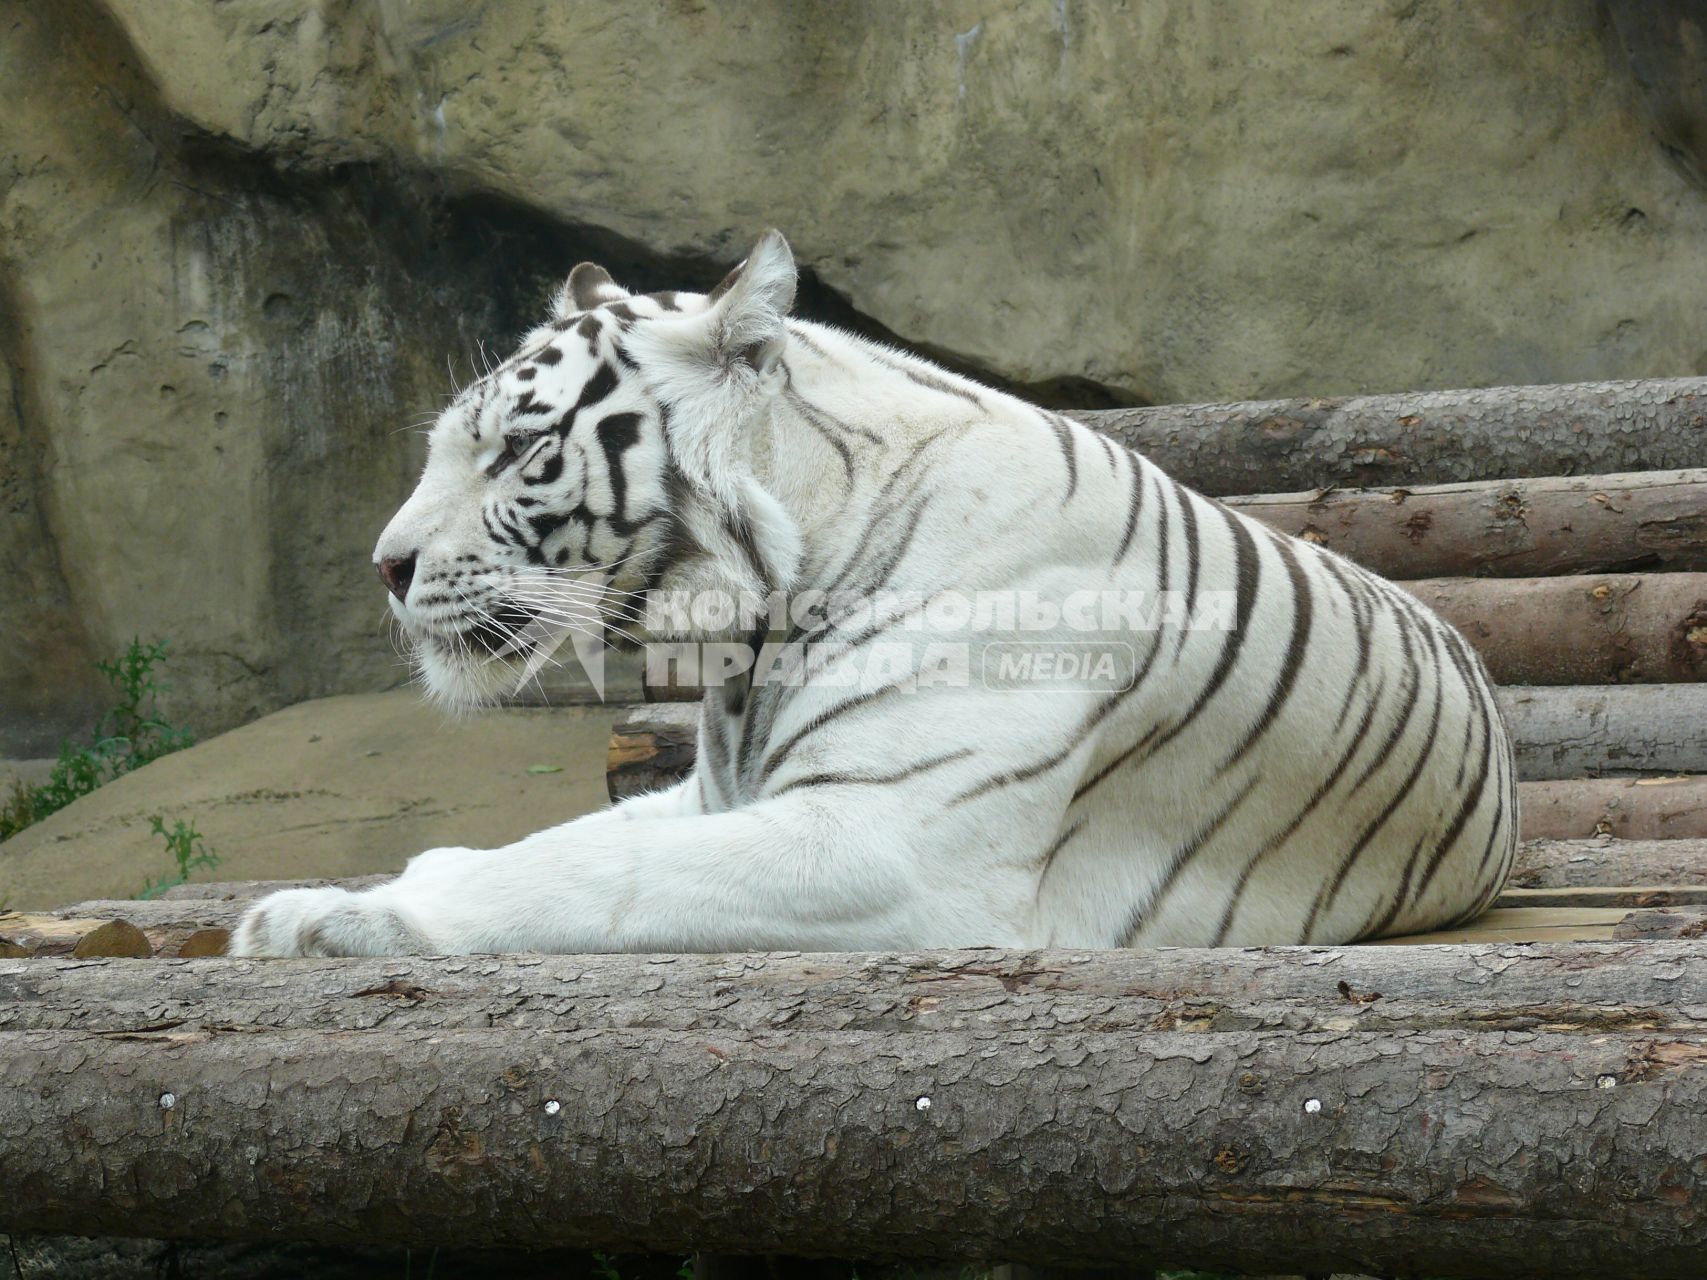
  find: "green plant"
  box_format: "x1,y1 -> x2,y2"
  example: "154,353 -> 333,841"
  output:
0,639 -> 194,842
137,814 -> 220,900
93,639 -> 195,768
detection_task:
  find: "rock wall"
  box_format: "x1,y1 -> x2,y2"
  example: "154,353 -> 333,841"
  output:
2,0 -> 1706,749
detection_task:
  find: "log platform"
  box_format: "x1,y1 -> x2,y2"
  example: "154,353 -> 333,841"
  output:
5,381 -> 1707,1275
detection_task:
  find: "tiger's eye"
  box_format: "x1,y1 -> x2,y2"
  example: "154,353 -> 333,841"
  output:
503,431 -> 541,461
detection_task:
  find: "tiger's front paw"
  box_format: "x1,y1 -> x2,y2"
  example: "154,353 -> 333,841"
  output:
230,887 -> 428,957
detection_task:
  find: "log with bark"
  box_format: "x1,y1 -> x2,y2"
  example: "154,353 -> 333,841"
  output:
1224,468 -> 1707,579
1518,775 -> 1707,841
1509,837 -> 1707,889
1499,684 -> 1707,780
0,945 -> 1703,1275
1615,908 -> 1707,941
1496,886 -> 1707,908
608,702 -> 701,801
0,942 -> 1701,1037
0,899 -> 237,959
1070,377 -> 1707,496
1400,572 -> 1707,685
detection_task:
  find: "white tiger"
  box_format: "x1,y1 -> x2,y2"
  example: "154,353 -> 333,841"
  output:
233,230 -> 1516,957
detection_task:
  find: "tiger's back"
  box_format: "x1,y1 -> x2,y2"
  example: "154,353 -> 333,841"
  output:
693,338 -> 1518,947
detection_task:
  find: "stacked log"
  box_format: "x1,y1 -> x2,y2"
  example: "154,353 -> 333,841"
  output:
1224,469 -> 1707,579
1,943 -> 1705,1275
1499,685 -> 1707,780
1510,836 -> 1707,887
1399,573 -> 1707,685
1068,377 -> 1707,496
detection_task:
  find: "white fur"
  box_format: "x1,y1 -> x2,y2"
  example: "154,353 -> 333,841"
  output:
234,231 -> 1516,958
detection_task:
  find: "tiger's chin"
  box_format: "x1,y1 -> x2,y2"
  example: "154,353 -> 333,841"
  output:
411,635 -> 533,714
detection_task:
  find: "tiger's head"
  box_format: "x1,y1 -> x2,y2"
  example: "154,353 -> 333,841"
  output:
374,230 -> 804,707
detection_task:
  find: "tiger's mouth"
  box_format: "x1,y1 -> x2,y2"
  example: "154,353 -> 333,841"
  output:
455,602 -> 541,657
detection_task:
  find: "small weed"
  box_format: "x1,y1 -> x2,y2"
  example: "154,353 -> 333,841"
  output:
137,815 -> 220,899
0,639 -> 194,842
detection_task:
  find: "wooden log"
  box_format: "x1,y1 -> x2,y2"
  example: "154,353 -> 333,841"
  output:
608,702 -> 701,802
0,942 -> 1701,1038
0,948 -> 1704,1275
1495,886 -> 1707,909
1615,909 -> 1707,941
1498,685 -> 1707,779
1401,573 -> 1707,684
0,916 -> 154,959
1072,377 -> 1707,497
1226,469 -> 1707,579
5,1024 -> 1702,1274
1518,776 -> 1707,841
1361,906 -> 1631,944
1510,838 -> 1707,889
0,900 -> 235,959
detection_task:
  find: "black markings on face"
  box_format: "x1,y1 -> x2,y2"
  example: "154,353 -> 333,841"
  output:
552,363 -> 619,438
523,446 -> 564,487
596,412 -> 642,522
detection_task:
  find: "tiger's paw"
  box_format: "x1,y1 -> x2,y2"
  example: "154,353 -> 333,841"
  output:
231,887 -> 428,957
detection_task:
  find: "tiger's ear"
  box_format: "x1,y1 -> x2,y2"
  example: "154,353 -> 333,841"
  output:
705,229 -> 796,376
551,262 -> 630,320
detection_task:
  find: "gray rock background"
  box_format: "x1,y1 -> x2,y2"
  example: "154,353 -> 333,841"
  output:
4,0 -> 1707,751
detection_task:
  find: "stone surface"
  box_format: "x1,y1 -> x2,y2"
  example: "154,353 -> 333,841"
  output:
0,1 -> 591,749
0,690 -> 617,910
5,1 -> 1707,746
95,0 -> 1707,399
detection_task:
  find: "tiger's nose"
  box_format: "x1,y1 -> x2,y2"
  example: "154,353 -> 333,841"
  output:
377,552 -> 417,602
